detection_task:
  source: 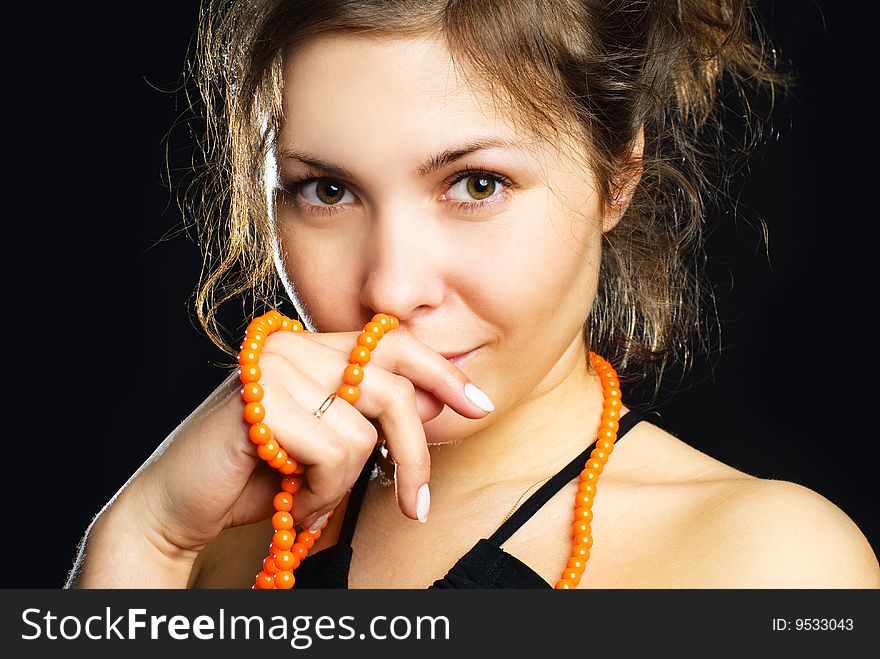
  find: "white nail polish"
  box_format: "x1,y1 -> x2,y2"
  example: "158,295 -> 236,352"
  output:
464,383 -> 495,412
417,483 -> 430,523
308,512 -> 329,533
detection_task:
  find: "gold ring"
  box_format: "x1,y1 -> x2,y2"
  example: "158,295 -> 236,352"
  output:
314,393 -> 337,418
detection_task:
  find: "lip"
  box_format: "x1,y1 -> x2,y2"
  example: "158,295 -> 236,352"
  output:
440,348 -> 477,365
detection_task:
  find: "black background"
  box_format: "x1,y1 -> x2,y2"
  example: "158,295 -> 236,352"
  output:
10,1 -> 877,588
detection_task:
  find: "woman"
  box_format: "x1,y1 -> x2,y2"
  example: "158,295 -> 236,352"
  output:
67,0 -> 879,589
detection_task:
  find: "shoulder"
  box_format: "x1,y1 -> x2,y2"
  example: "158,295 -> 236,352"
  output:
692,477 -> 880,588
613,420 -> 879,588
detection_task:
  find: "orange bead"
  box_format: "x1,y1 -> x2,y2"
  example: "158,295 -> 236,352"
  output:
279,316 -> 293,331
274,550 -> 299,571
363,322 -> 385,340
247,320 -> 268,336
606,388 -> 621,400
281,475 -> 301,494
555,579 -> 575,590
248,423 -> 271,445
268,448 -> 288,469
585,459 -> 604,475
241,382 -> 263,403
572,520 -> 591,536
246,329 -> 267,345
574,506 -> 593,523
279,458 -> 298,475
296,531 -> 315,550
567,557 -> 587,572
257,440 -> 279,462
241,339 -> 262,353
262,556 -> 279,575
291,543 -> 309,561
575,493 -> 593,508
562,568 -> 581,582
386,315 -> 399,330
274,571 -> 295,589
597,429 -> 616,442
589,448 -> 608,465
574,533 -> 593,549
598,419 -> 619,434
596,439 -> 614,453
272,530 -> 294,551
371,313 -> 393,331
238,349 -> 259,366
289,319 -> 304,332
255,571 -> 275,589
342,363 -> 364,386
273,492 -> 293,512
356,332 -> 378,351
272,511 -> 294,530
603,407 -> 621,422
603,398 -> 622,411
577,482 -> 596,496
349,346 -> 371,366
579,468 -> 599,483
239,364 -> 261,384
243,402 -> 265,424
293,461 -> 306,474
268,543 -> 283,557
601,378 -> 621,390
572,544 -> 591,559
337,385 -> 359,404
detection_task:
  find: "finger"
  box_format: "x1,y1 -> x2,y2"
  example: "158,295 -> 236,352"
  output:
263,330 -> 445,423
282,400 -> 379,527
299,328 -> 495,419
364,371 -> 432,522
257,353 -> 378,519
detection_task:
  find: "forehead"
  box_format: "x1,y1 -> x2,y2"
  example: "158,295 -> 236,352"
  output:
279,34 -> 552,162
277,33 -> 595,194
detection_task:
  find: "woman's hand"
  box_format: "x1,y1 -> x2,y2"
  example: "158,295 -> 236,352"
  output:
72,323 -> 493,585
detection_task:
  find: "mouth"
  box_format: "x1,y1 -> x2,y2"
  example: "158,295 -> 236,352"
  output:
440,348 -> 477,366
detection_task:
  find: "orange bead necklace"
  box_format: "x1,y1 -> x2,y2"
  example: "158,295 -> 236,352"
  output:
237,310 -> 622,589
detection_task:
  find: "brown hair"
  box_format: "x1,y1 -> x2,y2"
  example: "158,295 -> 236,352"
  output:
181,0 -> 788,400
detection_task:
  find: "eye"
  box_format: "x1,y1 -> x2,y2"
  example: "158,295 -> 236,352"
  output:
277,176 -> 356,216
302,179 -> 353,206
444,167 -> 515,213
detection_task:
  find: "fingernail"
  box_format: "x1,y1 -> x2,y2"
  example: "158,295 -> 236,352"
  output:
308,512 -> 330,533
464,383 -> 495,412
416,483 -> 430,523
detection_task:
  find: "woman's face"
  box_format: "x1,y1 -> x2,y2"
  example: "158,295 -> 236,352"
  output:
274,34 -> 610,443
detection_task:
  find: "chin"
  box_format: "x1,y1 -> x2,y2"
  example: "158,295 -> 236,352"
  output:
422,404 -> 486,446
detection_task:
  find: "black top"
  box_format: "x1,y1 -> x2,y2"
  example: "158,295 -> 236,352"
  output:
293,409 -> 659,589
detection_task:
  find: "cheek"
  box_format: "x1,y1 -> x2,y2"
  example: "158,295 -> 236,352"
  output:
276,225 -> 363,331
464,201 -> 601,335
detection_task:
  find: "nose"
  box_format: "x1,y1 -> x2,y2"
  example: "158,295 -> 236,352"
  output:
359,208 -> 445,324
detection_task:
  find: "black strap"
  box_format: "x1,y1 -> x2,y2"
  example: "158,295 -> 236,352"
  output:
337,409 -> 661,549
487,409 -> 660,546
337,446 -> 380,548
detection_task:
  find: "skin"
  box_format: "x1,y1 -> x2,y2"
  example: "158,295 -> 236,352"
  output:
69,34 -> 880,589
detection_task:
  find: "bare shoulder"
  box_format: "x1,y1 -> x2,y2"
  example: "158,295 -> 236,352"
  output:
698,477 -> 880,588
610,421 -> 880,588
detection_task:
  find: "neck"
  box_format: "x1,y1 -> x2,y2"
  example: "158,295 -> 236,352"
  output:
424,337 -> 616,499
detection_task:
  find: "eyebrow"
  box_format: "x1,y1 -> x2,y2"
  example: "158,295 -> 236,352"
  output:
277,137 -> 524,179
